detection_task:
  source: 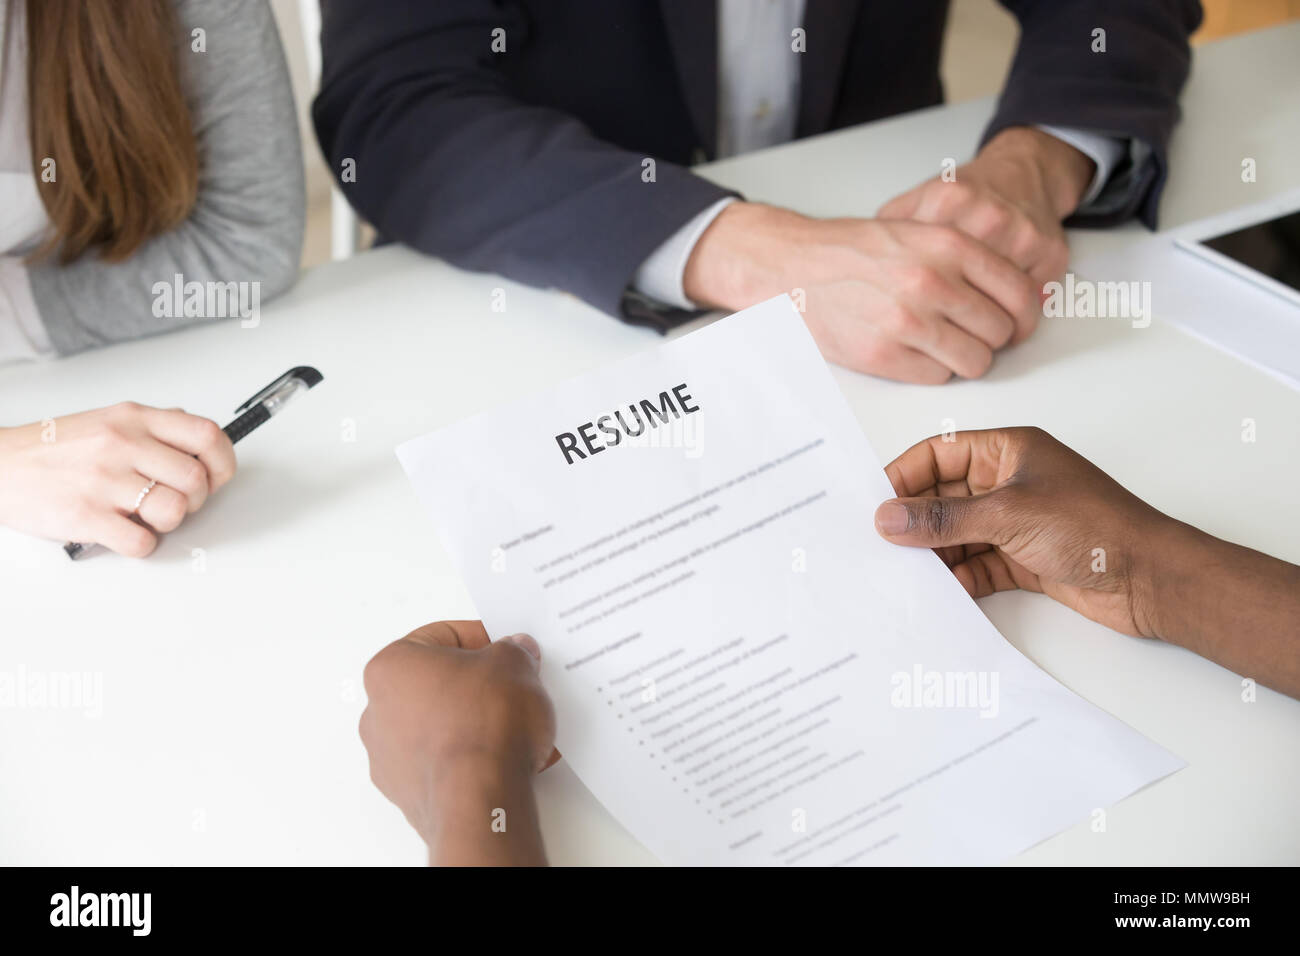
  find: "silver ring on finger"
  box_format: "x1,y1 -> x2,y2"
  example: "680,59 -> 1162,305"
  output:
132,478 -> 159,515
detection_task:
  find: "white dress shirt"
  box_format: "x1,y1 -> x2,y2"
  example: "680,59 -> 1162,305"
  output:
633,0 -> 1125,310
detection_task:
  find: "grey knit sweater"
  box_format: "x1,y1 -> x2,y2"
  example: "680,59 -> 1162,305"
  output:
25,0 -> 305,355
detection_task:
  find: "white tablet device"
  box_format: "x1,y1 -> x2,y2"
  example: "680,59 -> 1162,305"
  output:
1175,198 -> 1300,309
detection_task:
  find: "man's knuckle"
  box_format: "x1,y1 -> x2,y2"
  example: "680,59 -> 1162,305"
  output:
979,203 -> 1012,233
889,304 -> 924,336
921,499 -> 953,537
854,339 -> 889,370
1017,425 -> 1052,446
914,266 -> 946,298
933,226 -> 964,255
963,346 -> 995,379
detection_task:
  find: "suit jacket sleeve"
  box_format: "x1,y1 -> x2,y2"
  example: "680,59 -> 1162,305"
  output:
984,0 -> 1203,229
311,0 -> 733,322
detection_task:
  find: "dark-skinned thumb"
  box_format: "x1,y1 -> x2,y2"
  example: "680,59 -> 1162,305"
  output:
874,493 -> 1001,548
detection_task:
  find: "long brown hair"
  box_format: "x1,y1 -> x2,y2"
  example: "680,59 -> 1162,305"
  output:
26,0 -> 199,263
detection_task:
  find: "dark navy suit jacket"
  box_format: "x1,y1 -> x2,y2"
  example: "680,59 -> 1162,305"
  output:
313,1 -> 1202,328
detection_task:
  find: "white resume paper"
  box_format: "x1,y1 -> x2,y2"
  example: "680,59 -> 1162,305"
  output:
397,295 -> 1183,866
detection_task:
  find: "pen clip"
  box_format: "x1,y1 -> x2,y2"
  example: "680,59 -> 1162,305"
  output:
234,366 -> 323,414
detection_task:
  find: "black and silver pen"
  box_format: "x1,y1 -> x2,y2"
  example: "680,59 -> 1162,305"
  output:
63,366 -> 324,560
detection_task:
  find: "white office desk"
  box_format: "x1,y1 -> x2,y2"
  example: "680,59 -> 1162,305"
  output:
2,25 -> 1297,866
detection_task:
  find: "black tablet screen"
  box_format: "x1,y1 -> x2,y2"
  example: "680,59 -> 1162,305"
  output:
1200,210 -> 1300,293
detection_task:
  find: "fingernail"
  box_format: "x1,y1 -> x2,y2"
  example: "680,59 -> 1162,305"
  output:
875,501 -> 911,536
501,633 -> 541,660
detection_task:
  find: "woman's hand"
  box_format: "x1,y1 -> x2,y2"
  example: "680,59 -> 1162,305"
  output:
0,402 -> 236,557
